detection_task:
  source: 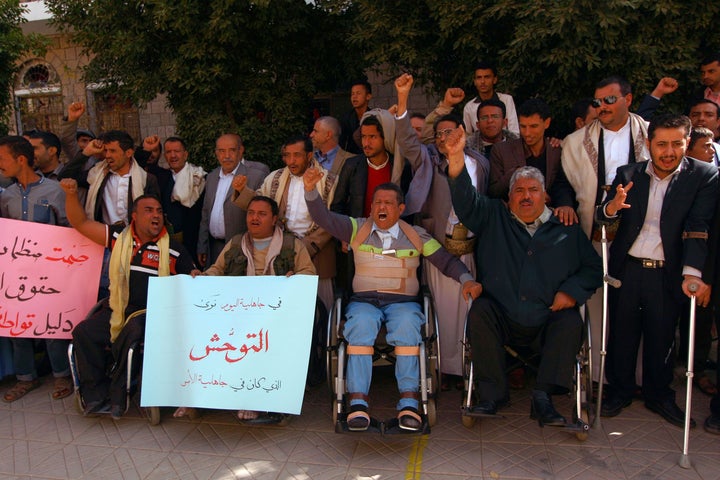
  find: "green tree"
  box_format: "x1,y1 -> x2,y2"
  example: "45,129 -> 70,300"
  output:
0,1 -> 46,136
45,0 -> 363,169
336,0 -> 720,134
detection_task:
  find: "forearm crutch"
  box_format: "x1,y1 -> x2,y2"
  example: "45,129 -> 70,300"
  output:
594,225 -> 622,428
679,282 -> 699,469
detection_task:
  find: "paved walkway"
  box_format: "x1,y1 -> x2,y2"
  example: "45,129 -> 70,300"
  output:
1,365 -> 719,479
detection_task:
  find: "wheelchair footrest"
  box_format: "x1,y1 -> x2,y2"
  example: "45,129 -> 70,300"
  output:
336,416 -> 383,434
541,418 -> 590,433
383,416 -> 430,435
461,406 -> 506,419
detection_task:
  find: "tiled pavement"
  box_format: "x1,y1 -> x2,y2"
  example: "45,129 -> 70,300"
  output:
1,366 -> 719,480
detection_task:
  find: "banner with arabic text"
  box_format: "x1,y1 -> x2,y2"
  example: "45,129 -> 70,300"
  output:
141,274 -> 318,415
0,218 -> 104,339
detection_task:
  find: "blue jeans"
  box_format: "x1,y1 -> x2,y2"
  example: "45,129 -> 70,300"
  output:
344,301 -> 424,410
11,338 -> 70,381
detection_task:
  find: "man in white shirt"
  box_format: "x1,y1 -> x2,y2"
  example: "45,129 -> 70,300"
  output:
232,135 -> 337,312
197,133 -> 269,267
462,62 -> 519,135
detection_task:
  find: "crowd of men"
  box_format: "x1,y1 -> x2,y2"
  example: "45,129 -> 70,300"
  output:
1,53 -> 720,435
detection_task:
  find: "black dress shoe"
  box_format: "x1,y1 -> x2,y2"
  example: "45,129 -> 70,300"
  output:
600,395 -> 631,417
645,399 -> 696,428
470,400 -> 498,415
530,390 -> 566,426
704,413 -> 720,435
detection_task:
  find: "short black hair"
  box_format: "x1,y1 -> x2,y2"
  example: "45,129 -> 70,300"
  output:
647,113 -> 692,141
350,79 -> 372,95
473,61 -> 497,76
248,195 -> 280,217
164,136 -> 187,150
410,112 -> 426,121
701,52 -> 720,67
517,98 -> 551,120
99,130 -> 135,151
596,75 -> 632,96
687,98 -> 720,117
477,98 -> 506,120
24,129 -> 61,157
131,194 -> 162,213
360,115 -> 385,139
281,134 -> 312,154
571,98 -> 594,121
373,182 -> 404,205
689,127 -> 715,150
0,135 -> 35,167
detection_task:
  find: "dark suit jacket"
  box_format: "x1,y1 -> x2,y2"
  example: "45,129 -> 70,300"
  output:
597,158 -> 718,301
488,138 -> 575,208
197,160 -> 269,257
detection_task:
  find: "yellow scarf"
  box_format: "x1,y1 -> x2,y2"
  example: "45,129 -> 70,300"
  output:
107,224 -> 170,342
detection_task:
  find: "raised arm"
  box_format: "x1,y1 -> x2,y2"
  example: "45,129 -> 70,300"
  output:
59,178 -> 107,246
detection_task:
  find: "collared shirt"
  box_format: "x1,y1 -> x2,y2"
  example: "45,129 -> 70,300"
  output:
314,146 -> 339,172
704,87 -> 720,107
628,161 -> 682,261
285,173 -> 312,237
370,221 -> 401,250
0,174 -> 67,226
102,169 -> 131,225
208,161 -> 241,239
602,117 -> 632,185
511,205 -> 552,237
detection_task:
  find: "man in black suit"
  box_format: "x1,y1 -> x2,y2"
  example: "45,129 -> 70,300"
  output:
597,114 -> 719,427
197,133 -> 269,267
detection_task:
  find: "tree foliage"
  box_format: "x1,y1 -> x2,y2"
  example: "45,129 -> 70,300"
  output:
334,0 -> 720,135
45,0 -> 364,169
0,0 -> 47,136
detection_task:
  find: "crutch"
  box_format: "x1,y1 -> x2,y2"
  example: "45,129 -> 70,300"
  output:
679,282 -> 699,469
594,225 -> 622,428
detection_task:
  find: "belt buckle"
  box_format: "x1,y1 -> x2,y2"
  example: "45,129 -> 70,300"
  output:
641,259 -> 655,268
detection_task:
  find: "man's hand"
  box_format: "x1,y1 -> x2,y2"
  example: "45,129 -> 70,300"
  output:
394,73 -> 414,96
445,126 -> 467,178
303,167 -> 324,192
442,88 -> 465,108
683,275 -> 709,300
83,138 -> 104,157
553,206 -> 579,226
59,178 -> 79,196
550,291 -> 576,311
67,102 -> 85,122
605,181 -> 633,217
548,137 -> 562,149
697,285 -> 712,308
285,270 -> 295,277
143,135 -> 160,152
231,174 -> 248,193
462,280 -> 483,301
651,77 -> 679,98
198,253 -> 207,268
190,269 -> 203,278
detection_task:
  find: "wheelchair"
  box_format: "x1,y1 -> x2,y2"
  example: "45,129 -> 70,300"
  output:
326,287 -> 440,434
460,303 -> 593,441
67,301 -> 162,425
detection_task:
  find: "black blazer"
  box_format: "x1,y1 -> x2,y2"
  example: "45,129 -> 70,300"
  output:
597,158 -> 718,300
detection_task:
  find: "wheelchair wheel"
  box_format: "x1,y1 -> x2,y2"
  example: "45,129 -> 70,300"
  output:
461,414 -> 476,428
74,392 -> 84,414
426,397 -> 437,426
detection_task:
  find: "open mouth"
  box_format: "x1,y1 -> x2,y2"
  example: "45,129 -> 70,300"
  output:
378,212 -> 388,220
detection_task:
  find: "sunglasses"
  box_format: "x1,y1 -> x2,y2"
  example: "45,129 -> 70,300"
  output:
591,95 -> 621,108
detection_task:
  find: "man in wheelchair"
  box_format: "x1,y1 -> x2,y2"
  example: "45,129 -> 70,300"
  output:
60,179 -> 196,419
444,127 -> 602,426
303,169 -> 482,432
